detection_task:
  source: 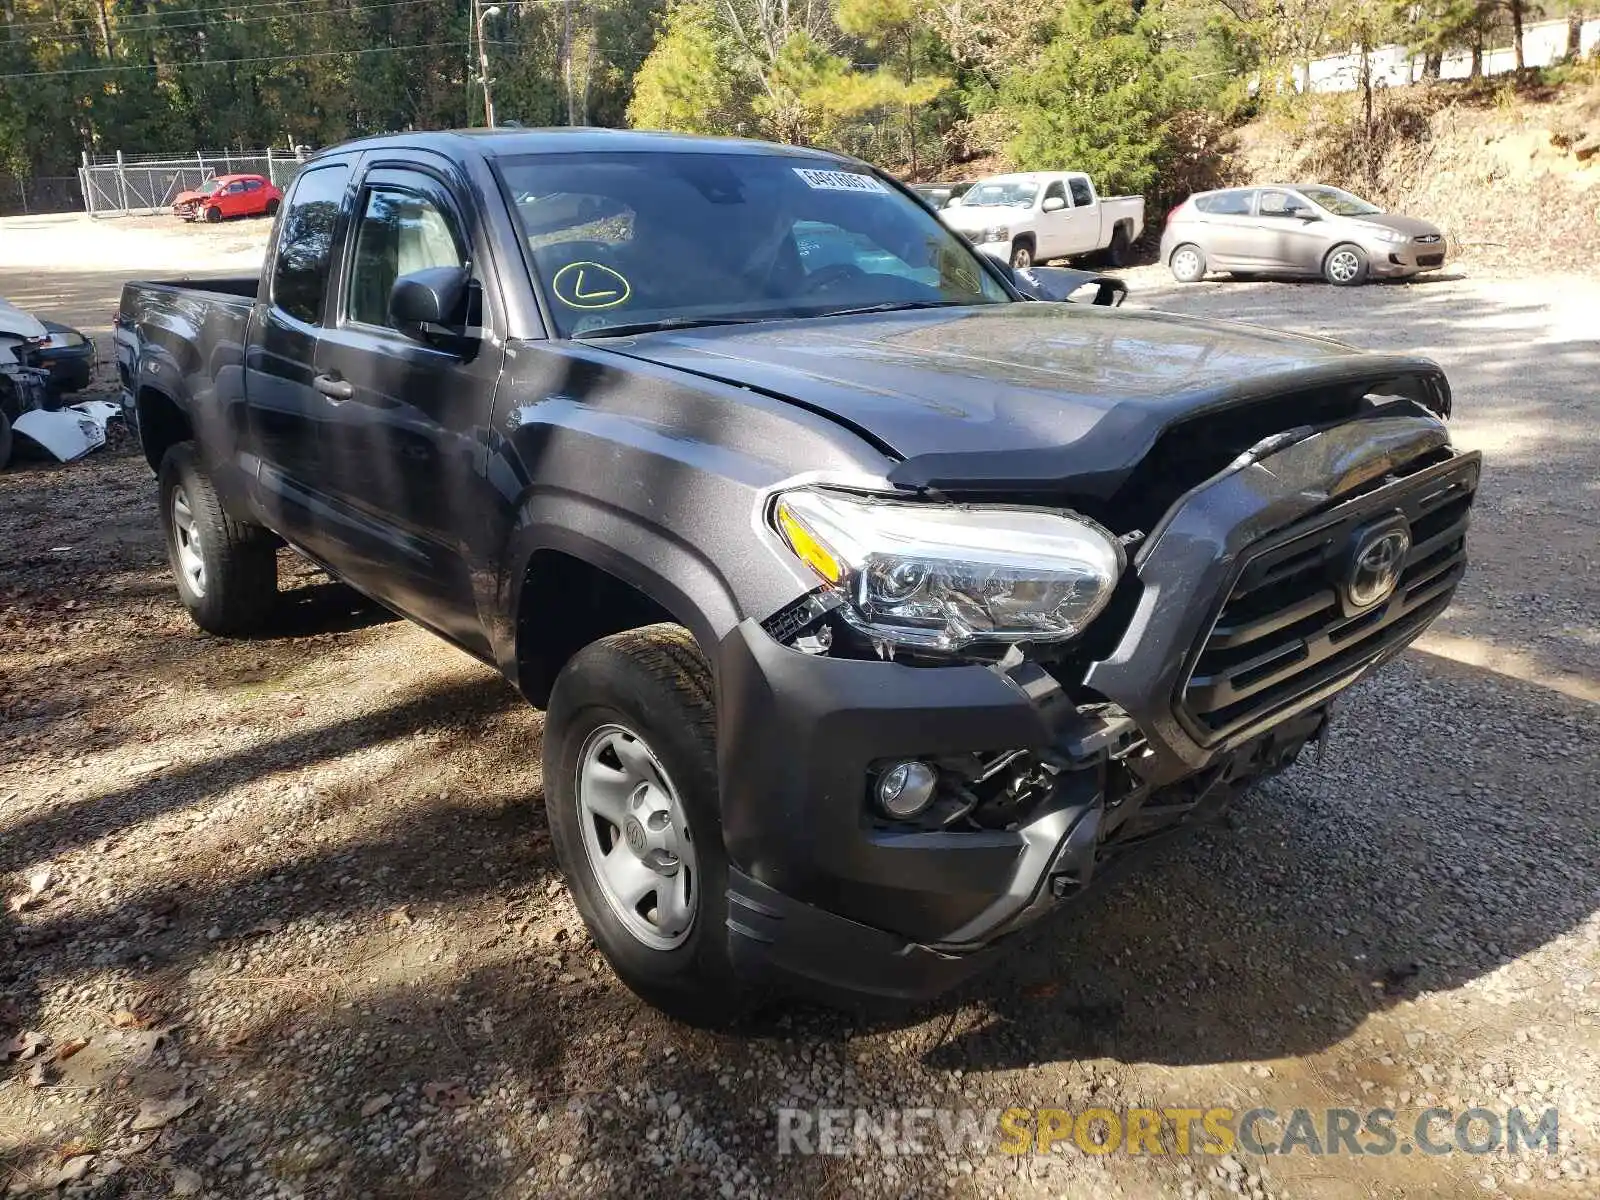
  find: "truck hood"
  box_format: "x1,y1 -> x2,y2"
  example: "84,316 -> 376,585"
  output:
597,303 -> 1448,495
940,205 -> 1025,232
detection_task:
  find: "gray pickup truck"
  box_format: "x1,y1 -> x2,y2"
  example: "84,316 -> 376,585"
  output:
117,129 -> 1479,1024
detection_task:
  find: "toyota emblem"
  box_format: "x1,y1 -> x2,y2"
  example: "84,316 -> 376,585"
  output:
1344,523 -> 1411,611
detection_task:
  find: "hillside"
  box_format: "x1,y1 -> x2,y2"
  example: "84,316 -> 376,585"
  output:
1231,81 -> 1600,274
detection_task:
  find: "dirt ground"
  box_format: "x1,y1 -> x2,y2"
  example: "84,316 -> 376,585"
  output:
2,216 -> 1598,1200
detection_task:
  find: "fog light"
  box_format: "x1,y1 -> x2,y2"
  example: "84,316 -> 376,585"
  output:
876,760 -> 938,819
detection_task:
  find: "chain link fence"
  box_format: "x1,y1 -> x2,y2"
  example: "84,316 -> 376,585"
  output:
77,148 -> 309,216
0,173 -> 84,217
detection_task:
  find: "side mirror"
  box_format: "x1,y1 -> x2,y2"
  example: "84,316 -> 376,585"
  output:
390,266 -> 471,334
1294,210 -> 1320,222
1010,264 -> 1128,307
1041,196 -> 1067,213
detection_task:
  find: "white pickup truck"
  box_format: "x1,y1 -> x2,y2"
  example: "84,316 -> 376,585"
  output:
940,171 -> 1145,270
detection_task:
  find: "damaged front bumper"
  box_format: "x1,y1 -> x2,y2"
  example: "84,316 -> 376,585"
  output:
717,412 -> 1481,1002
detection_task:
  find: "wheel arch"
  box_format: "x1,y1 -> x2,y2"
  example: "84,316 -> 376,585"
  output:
507,524 -> 736,709
135,384 -> 193,472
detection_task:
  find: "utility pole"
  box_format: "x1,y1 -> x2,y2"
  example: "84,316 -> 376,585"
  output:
474,0 -> 501,128
562,0 -> 575,125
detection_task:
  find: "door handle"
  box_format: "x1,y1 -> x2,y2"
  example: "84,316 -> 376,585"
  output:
313,373 -> 353,401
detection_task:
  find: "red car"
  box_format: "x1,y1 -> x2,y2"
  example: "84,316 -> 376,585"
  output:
172,174 -> 283,222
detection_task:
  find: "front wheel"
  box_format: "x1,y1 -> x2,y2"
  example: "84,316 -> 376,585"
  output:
1170,243 -> 1207,283
1323,243 -> 1369,286
158,443 -> 278,635
1010,238 -> 1035,269
543,624 -> 744,1026
204,205 -> 222,223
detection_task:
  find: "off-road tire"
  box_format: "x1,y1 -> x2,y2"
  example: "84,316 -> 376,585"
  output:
1170,243 -> 1207,284
0,409 -> 12,471
1323,243 -> 1370,287
158,442 -> 278,635
544,623 -> 745,1026
1010,237 -> 1035,269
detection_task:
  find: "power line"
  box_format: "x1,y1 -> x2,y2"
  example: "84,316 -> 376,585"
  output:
11,0 -> 447,42
0,38 -> 526,80
1,0 -> 582,33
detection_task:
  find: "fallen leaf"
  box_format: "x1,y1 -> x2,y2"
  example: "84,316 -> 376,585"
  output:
55,1037 -> 89,1062
171,1167 -> 203,1196
109,1008 -> 160,1030
4,1030 -> 46,1060
6,867 -> 53,913
34,1153 -> 94,1189
52,1141 -> 92,1166
130,1094 -> 198,1132
125,1024 -> 179,1064
422,1080 -> 469,1108
360,1093 -> 393,1118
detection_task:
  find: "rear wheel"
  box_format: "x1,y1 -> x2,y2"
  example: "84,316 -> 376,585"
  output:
1323,243 -> 1369,286
544,624 -> 744,1026
265,197 -> 280,217
1170,243 -> 1207,283
158,443 -> 278,635
1105,224 -> 1131,268
1010,238 -> 1035,269
204,205 -> 222,223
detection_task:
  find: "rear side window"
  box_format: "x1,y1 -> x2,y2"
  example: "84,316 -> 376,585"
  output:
1068,177 -> 1093,206
1196,190 -> 1253,216
272,165 -> 350,324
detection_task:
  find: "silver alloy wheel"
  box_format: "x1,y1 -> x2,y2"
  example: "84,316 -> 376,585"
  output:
1328,249 -> 1361,284
171,485 -> 206,598
1011,243 -> 1033,269
1173,247 -> 1202,281
576,722 -> 697,951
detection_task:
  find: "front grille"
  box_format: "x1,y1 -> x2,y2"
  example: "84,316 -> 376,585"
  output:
1417,253 -> 1445,267
1414,233 -> 1442,244
1179,454 -> 1479,745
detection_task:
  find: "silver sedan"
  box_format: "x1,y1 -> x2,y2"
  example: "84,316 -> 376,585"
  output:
1160,184 -> 1448,286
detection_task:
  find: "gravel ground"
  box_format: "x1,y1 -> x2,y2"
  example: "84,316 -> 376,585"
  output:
2,224 -> 1598,1199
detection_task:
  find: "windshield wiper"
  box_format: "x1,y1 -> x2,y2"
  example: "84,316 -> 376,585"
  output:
813,300 -> 973,319
577,315 -> 769,339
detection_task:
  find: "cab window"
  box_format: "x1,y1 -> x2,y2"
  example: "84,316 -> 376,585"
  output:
1042,181 -> 1068,208
1068,177 -> 1093,207
271,164 -> 350,324
346,187 -> 469,329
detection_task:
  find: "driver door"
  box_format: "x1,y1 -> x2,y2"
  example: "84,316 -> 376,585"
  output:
310,163 -> 504,654
1255,189 -> 1327,274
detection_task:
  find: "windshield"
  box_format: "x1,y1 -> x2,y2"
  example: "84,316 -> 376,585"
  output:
1300,185 -> 1382,216
500,152 -> 1009,338
196,179 -> 221,196
961,179 -> 1039,208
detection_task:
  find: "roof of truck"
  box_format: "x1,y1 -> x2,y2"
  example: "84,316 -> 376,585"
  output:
315,127 -> 855,162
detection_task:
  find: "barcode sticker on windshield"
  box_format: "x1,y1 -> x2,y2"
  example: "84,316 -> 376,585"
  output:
793,168 -> 889,194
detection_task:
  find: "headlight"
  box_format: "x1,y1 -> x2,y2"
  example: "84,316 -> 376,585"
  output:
1372,227 -> 1409,244
772,489 -> 1123,651
982,226 -> 1010,244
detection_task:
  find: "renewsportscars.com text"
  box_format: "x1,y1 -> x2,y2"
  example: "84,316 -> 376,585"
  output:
775,1106 -> 1560,1158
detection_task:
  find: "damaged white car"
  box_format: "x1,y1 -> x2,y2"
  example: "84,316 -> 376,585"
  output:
2,298 -> 111,469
